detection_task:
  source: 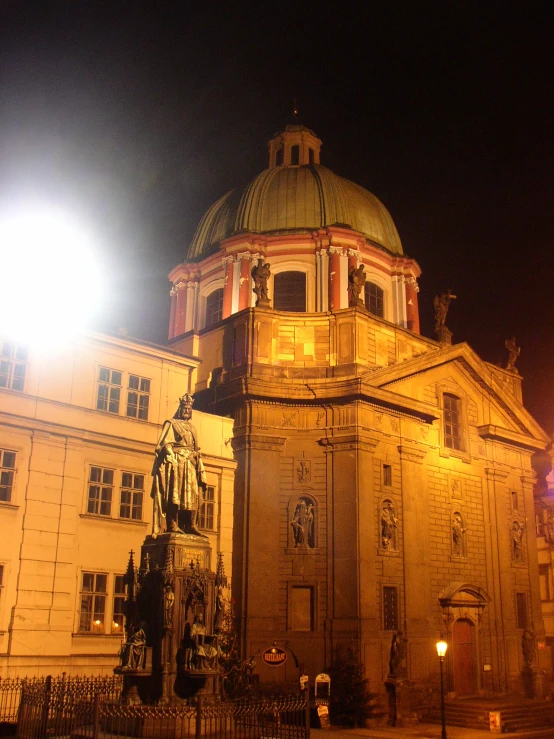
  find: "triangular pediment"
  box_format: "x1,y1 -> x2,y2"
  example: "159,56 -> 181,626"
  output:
366,342 -> 548,449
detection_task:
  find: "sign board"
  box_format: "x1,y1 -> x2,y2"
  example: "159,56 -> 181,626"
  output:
261,646 -> 287,666
489,711 -> 502,733
317,704 -> 331,729
315,673 -> 331,699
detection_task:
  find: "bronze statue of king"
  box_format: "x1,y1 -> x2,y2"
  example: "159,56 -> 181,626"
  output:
151,394 -> 207,537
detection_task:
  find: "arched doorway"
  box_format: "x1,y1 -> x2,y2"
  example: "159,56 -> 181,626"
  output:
452,618 -> 475,695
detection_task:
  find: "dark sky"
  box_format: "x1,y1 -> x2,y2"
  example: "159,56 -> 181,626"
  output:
1,1 -> 553,433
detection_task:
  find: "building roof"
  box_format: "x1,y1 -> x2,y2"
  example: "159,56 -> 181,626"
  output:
187,154 -> 403,259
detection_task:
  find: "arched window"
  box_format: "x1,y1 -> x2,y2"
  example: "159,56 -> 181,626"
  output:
364,281 -> 384,317
274,271 -> 306,312
275,147 -> 283,166
205,288 -> 223,328
290,145 -> 300,166
290,495 -> 316,549
443,393 -> 462,450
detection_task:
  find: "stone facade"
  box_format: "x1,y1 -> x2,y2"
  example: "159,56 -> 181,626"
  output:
0,332 -> 235,677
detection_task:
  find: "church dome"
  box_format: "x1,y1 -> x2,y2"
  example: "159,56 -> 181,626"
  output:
187,126 -> 403,259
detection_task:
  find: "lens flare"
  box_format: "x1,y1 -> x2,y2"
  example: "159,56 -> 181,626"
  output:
0,206 -> 103,348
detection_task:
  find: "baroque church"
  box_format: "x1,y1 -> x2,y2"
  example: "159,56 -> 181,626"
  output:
167,124 -> 551,697
0,123 -> 552,708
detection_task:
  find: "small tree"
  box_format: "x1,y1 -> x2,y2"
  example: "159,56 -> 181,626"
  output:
329,646 -> 375,727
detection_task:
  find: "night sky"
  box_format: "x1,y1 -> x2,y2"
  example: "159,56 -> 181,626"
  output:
1,2 -> 552,433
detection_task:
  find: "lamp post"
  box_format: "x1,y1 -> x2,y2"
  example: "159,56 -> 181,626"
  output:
436,640 -> 448,739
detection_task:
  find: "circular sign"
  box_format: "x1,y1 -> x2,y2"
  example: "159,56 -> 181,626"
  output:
262,646 -> 287,666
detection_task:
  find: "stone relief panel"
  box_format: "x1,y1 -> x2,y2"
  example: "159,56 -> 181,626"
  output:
449,476 -> 463,500
294,458 -> 313,488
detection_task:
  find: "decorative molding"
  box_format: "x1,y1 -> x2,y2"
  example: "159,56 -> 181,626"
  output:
484,467 -> 509,482
397,443 -> 426,464
318,433 -> 379,452
231,434 -> 286,453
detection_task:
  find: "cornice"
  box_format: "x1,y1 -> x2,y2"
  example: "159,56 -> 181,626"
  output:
477,424 -> 546,452
398,443 -> 427,464
318,433 -> 379,452
485,467 -> 509,482
231,433 -> 286,453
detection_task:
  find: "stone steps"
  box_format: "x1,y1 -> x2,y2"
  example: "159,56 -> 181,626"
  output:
425,699 -> 554,732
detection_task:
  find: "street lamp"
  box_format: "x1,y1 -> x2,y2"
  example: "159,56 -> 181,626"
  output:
436,640 -> 448,739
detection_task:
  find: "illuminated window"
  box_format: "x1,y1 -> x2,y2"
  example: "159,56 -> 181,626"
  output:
96,367 -> 122,414
274,271 -> 306,312
119,472 -> 144,520
79,572 -> 107,633
290,586 -> 314,631
199,485 -> 215,531
443,394 -> 463,451
0,449 -> 16,503
383,586 -> 399,630
112,575 -> 125,634
126,375 -> 150,420
87,466 -> 114,516
539,566 -> 551,602
364,282 -> 384,318
205,288 -> 224,328
0,342 -> 27,391
290,145 -> 300,165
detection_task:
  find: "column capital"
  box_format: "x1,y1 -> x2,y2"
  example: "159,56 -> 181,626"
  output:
231,434 -> 286,453
222,255 -> 235,265
236,251 -> 253,261
328,245 -> 344,255
398,443 -> 426,464
405,275 -> 420,293
485,467 -> 509,482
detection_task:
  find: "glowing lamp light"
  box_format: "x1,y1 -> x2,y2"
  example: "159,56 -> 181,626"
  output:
436,640 -> 448,658
0,206 -> 103,348
94,619 -> 102,626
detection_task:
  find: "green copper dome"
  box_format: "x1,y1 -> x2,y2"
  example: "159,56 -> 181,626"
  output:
187,131 -> 403,259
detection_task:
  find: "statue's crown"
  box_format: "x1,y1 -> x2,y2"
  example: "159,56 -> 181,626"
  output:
179,393 -> 193,405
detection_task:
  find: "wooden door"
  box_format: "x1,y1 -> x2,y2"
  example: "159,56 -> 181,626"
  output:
453,619 -> 474,696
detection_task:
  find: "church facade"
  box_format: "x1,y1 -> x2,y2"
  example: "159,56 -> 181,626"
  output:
169,124 -> 551,698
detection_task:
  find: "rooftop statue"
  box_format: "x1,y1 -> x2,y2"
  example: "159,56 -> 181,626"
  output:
151,394 -> 207,537
433,289 -> 457,344
505,336 -> 521,372
251,258 -> 271,307
348,263 -> 366,307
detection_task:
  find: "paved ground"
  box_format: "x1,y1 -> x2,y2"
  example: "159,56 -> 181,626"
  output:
311,724 -> 554,738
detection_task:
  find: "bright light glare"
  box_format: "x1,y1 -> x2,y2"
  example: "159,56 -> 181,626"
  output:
0,206 -> 103,347
436,640 -> 448,657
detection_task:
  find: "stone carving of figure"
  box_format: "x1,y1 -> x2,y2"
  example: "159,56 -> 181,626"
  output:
522,628 -> 535,667
381,501 -> 398,550
163,584 -> 175,628
348,264 -> 366,307
120,623 -> 147,670
190,614 -> 218,671
452,513 -> 467,557
433,289 -> 457,332
389,631 -> 407,677
151,394 -> 207,537
512,521 -> 524,562
505,336 -> 521,372
251,259 -> 271,306
291,499 -> 315,548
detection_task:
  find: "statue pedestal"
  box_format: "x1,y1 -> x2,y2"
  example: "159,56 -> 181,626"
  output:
116,532 -> 221,704
436,326 -> 453,345
385,674 -> 413,727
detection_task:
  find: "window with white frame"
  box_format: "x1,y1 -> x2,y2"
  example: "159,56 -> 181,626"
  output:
0,342 -> 27,391
364,282 -> 384,318
198,485 -> 215,531
126,375 -> 150,420
96,367 -> 122,413
112,575 -> 126,634
79,572 -> 107,632
119,472 -> 144,520
0,449 -> 16,503
87,466 -> 114,516
205,289 -> 224,328
443,393 -> 463,451
274,271 -> 306,312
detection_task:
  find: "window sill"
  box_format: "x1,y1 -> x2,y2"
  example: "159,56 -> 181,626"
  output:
80,513 -> 148,527
439,446 -> 471,464
378,548 -> 400,557
285,547 -> 321,555
0,502 -> 19,511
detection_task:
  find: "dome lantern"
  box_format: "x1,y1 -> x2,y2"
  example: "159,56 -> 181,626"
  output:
268,124 -> 322,167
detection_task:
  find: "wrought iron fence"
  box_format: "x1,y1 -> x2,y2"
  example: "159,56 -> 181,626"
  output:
0,677 -> 26,723
14,677 -> 309,739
